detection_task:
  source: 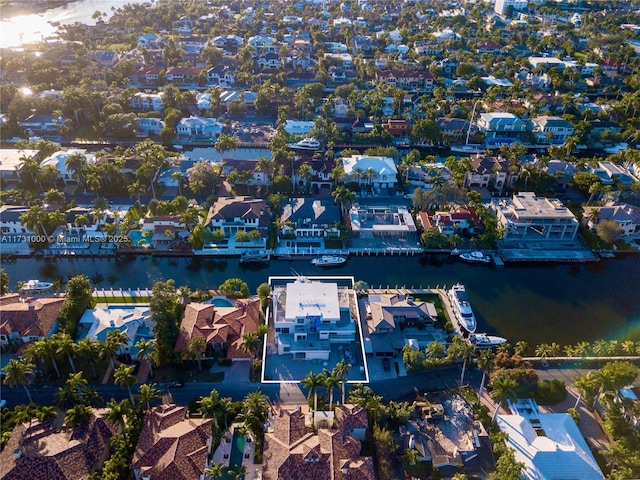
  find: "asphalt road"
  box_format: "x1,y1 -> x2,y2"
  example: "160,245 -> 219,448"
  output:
1,365 -> 603,410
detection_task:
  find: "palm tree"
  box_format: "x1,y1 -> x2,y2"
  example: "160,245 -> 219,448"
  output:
476,349 -> 495,400
240,333 -> 259,358
36,405 -> 58,423
621,340 -> 636,355
205,463 -> 227,480
228,464 -> 247,480
105,398 -> 131,432
114,364 -> 137,403
53,332 -> 77,374
39,336 -> 62,378
136,383 -> 160,411
323,369 -> 340,410
2,358 -> 35,403
535,343 -> 552,360
587,208 -> 601,226
301,371 -> 324,420
333,359 -> 351,405
135,338 -> 156,378
103,329 -> 129,372
76,338 -> 100,379
449,337 -> 474,386
490,376 -> 519,423
241,390 -> 270,441
514,341 -> 528,357
65,404 -> 93,426
187,337 -> 207,372
214,133 -> 238,158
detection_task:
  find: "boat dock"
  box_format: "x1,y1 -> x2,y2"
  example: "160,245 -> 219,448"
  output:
498,249 -> 599,263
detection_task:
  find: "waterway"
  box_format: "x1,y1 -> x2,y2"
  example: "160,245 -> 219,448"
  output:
3,255 -> 640,348
0,0 -> 143,48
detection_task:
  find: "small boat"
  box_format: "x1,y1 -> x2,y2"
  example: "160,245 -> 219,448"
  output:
240,250 -> 271,264
449,144 -> 485,154
311,255 -> 346,266
448,284 -> 477,333
459,251 -> 491,264
20,280 -> 53,294
288,137 -> 323,151
469,333 -> 507,348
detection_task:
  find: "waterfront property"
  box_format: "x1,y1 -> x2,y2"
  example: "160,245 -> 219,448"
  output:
497,398 -> 604,480
464,155 -> 519,192
174,297 -> 261,361
204,196 -> 271,252
132,404 -> 213,480
0,409 -> 118,480
341,155 -> 398,193
350,205 -> 417,239
278,198 -> 341,253
76,305 -> 154,359
0,296 -> 63,348
264,276 -> 367,382
583,202 -> 640,238
262,404 -> 375,480
490,192 -> 579,242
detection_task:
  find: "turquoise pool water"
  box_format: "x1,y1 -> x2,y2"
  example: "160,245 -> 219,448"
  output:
222,430 -> 246,480
212,298 -> 233,307
129,231 -> 151,245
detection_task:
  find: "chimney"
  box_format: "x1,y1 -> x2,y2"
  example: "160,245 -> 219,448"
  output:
13,449 -> 22,460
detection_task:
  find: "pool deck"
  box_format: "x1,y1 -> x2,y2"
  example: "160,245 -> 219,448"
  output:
210,424 -> 262,480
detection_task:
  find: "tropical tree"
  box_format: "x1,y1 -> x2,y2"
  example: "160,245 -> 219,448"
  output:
53,332 -> 77,374
241,390 -> 270,445
105,398 -> 131,432
477,349 -> 495,400
136,383 -> 160,411
227,464 -> 247,480
448,337 -> 474,386
135,338 -> 156,378
323,369 -> 340,410
205,463 -> 227,480
334,359 -> 351,405
103,329 -> 129,372
214,133 -> 238,158
240,333 -> 259,358
301,371 -> 324,421
514,341 -> 528,357
113,364 -> 137,403
2,358 -> 35,403
187,337 -> 207,372
39,336 -> 62,378
36,405 -> 58,423
65,404 -> 93,426
490,375 -> 519,422
76,337 -> 101,379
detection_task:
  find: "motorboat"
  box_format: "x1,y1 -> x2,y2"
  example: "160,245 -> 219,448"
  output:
469,333 -> 507,348
311,255 -> 346,266
240,250 -> 271,264
20,280 -> 53,294
459,251 -> 491,264
448,284 -> 477,333
449,144 -> 485,154
288,137 -> 323,151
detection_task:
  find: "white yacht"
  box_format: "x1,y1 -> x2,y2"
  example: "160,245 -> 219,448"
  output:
311,255 -> 346,266
20,280 -> 53,294
469,333 -> 507,349
239,250 -> 271,264
459,251 -> 491,264
448,284 -> 477,333
288,137 -> 322,151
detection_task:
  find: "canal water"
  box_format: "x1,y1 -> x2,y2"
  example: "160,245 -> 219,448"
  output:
3,255 -> 640,348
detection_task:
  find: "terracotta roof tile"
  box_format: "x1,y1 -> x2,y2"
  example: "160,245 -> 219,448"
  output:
0,297 -> 64,339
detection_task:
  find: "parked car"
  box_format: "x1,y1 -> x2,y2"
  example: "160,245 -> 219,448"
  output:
382,358 -> 391,372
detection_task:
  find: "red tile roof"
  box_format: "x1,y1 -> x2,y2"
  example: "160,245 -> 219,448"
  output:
0,409 -> 117,480
263,405 -> 375,480
174,298 -> 260,359
132,405 -> 213,480
0,297 -> 64,339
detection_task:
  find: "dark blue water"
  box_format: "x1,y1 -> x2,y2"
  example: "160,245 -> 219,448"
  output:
3,254 -> 640,347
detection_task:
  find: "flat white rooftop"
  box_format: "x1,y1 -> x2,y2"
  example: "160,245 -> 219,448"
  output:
285,279 -> 340,322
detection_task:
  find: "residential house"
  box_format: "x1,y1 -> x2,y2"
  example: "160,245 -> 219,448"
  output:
591,161 -> 638,186
136,117 -> 164,137
418,206 -> 479,236
0,297 -> 64,348
262,404 -> 375,480
207,63 -> 237,87
176,116 -> 224,140
405,163 -> 454,190
341,155 -> 398,192
248,35 -> 278,54
219,90 -> 257,114
374,70 -> 434,93
20,114 -> 66,136
174,297 -> 260,360
531,116 -> 575,144
383,119 -> 411,137
220,159 -> 273,188
258,52 -> 282,69
90,50 -> 120,67
0,205 -> 32,235
0,410 -> 118,480
614,387 -> 640,429
324,52 -> 353,68
142,215 -> 188,248
495,0 -> 528,15
477,113 -> 528,146
138,33 -> 161,49
279,198 -> 341,244
414,40 -> 443,56
76,305 -> 154,359
291,156 -> 334,194
284,120 -> 315,136
476,42 -> 504,55
590,120 -> 623,138
205,196 -> 270,238
131,92 -> 165,111
583,202 -> 640,237
132,405 -> 213,480
464,155 -> 518,191
349,205 -> 417,238
543,159 -> 576,188
490,192 -> 579,242
40,149 -> 95,185
497,398 -> 604,480
165,66 -> 202,84
436,118 -> 476,143
366,293 -> 436,336
269,276 -> 357,361
212,35 -> 244,53
0,149 -> 40,185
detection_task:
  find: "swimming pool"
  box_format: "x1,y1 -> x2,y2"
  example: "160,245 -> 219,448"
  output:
128,231 -> 151,246
211,297 -> 233,307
